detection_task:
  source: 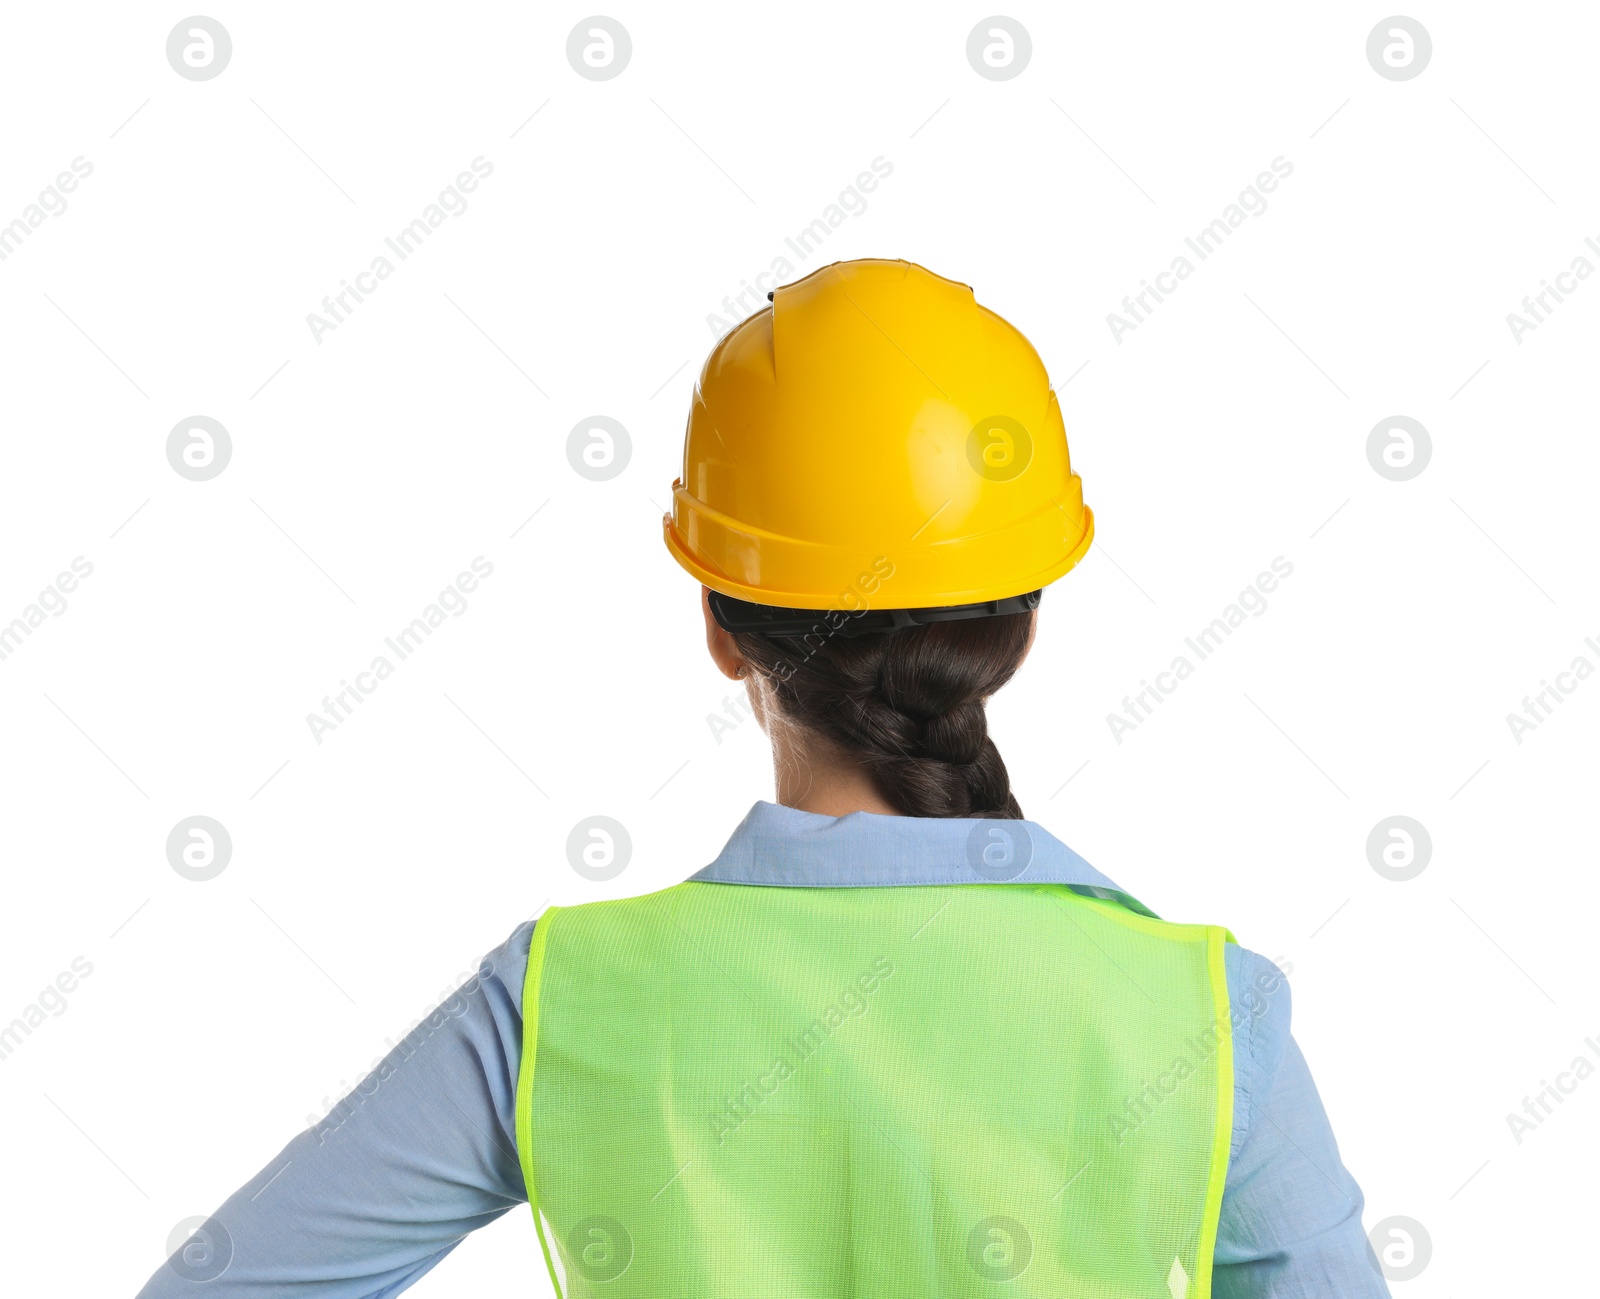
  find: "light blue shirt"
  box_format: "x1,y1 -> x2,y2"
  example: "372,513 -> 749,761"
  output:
136,801 -> 1388,1298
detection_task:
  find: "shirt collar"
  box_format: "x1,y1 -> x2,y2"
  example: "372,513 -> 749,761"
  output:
689,800 -> 1155,918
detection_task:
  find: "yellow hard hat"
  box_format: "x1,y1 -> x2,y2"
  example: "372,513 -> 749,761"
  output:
663,258 -> 1093,630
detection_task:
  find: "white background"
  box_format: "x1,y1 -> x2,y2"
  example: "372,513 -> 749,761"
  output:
1,2 -> 1595,1293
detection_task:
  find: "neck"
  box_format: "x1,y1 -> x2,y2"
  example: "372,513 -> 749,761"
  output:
769,723 -> 901,818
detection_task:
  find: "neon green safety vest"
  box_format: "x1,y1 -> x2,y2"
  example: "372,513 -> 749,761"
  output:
515,880 -> 1234,1298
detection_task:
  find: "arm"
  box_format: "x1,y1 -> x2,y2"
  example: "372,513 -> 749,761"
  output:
135,920 -> 534,1299
1214,947 -> 1390,1299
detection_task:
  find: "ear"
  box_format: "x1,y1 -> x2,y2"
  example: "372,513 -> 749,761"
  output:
701,587 -> 749,682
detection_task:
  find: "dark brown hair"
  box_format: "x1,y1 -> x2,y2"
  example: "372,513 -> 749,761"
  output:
732,612 -> 1033,819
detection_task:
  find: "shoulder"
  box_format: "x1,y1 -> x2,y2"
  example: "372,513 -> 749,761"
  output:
489,890 -> 690,1015
1224,943 -> 1293,1030
1221,943 -> 1294,1162
484,917 -> 538,1014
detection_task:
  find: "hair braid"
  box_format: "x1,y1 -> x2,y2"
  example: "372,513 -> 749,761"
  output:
731,612 -> 1032,819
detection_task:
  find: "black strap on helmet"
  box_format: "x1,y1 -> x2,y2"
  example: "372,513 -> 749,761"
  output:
709,588 -> 1042,638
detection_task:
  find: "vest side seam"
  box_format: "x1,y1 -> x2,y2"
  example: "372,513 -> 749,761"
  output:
1195,924 -> 1235,1299
514,907 -> 563,1298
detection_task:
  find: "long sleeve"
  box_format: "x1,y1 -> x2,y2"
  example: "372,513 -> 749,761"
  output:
1214,947 -> 1390,1299
134,919 -> 1388,1298
134,921 -> 534,1298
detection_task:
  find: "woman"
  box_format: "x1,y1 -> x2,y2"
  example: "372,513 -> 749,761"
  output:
139,260 -> 1385,1298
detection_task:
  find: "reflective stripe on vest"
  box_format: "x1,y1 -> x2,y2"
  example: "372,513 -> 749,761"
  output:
515,881 -> 1234,1298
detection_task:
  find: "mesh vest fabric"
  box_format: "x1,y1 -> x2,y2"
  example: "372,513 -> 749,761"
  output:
515,881 -> 1234,1298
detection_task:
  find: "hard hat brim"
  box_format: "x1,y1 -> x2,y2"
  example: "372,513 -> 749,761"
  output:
664,502 -> 1094,612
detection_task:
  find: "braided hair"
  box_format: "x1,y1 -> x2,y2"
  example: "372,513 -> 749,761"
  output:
731,612 -> 1033,819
